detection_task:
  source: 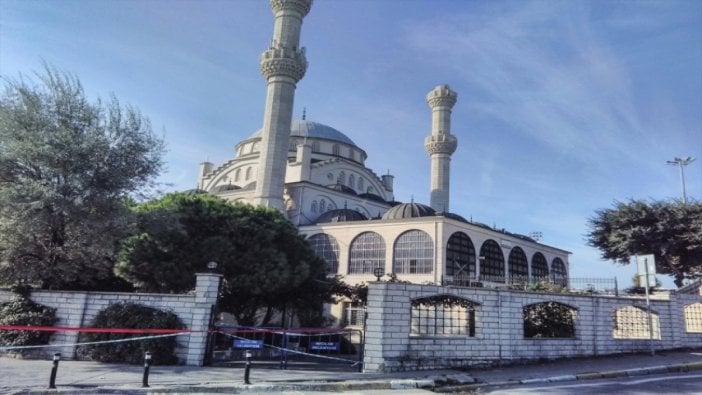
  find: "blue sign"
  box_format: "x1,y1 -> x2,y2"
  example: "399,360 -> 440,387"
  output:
310,341 -> 340,351
233,339 -> 263,349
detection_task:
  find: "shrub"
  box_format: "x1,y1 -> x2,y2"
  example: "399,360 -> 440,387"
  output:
0,291 -> 57,351
76,302 -> 184,364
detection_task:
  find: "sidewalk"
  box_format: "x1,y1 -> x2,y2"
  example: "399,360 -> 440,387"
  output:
2,349 -> 702,394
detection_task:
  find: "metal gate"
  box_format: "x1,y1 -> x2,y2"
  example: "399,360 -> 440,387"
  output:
208,326 -> 363,371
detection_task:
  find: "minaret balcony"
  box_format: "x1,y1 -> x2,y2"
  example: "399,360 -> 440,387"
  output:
260,47 -> 307,81
424,134 -> 457,155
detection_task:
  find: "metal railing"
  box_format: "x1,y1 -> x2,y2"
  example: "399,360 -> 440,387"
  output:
442,275 -> 618,296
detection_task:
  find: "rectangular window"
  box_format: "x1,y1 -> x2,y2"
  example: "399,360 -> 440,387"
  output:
343,302 -> 365,327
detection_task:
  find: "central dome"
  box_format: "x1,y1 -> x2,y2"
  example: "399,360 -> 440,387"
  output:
250,120 -> 357,147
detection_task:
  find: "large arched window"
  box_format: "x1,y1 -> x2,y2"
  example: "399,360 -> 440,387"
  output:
508,247 -> 529,283
445,232 -> 476,284
551,258 -> 567,286
479,239 -> 504,282
348,232 -> 385,274
307,233 -> 340,274
393,230 -> 433,274
531,252 -> 549,280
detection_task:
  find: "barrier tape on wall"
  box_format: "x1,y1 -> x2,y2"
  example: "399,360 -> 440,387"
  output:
0,332 -> 190,351
217,331 -> 360,366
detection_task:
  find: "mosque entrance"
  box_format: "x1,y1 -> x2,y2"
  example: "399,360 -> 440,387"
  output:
207,326 -> 364,371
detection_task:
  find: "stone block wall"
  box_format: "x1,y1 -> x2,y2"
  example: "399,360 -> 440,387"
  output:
363,282 -> 702,372
0,273 -> 221,366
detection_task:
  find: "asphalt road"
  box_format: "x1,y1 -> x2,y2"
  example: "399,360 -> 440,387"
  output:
481,372 -> 702,394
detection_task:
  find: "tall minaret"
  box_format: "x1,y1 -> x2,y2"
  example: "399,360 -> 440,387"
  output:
424,85 -> 458,212
253,0 -> 312,210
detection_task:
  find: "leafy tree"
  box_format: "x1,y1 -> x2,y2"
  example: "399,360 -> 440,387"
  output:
586,199 -> 702,287
0,67 -> 164,290
115,192 -> 331,326
0,286 -> 57,351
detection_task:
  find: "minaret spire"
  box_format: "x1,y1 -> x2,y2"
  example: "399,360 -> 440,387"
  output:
253,0 -> 312,210
424,84 -> 458,212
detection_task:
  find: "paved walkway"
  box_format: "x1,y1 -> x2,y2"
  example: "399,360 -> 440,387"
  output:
2,349 -> 702,394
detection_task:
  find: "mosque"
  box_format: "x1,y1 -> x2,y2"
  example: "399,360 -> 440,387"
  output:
196,0 -> 570,325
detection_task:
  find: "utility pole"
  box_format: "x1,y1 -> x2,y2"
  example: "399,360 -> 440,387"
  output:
666,157 -> 695,204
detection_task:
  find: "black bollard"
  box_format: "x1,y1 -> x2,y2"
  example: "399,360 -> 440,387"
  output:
244,350 -> 252,384
49,352 -> 61,389
142,351 -> 152,388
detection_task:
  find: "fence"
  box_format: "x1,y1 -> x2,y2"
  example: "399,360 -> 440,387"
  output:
442,275 -> 618,295
209,325 -> 363,371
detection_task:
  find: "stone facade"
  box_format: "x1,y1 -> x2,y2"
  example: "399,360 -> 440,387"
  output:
0,273 -> 221,366
363,281 -> 702,372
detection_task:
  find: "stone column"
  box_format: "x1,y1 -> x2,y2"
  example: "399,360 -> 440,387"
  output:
186,272 -> 222,366
424,85 -> 458,213
253,0 -> 312,210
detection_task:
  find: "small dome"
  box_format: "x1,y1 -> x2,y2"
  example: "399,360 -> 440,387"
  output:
382,202 -> 436,220
358,192 -> 386,203
316,209 -> 369,224
249,120 -> 357,147
182,188 -> 207,195
211,184 -> 241,193
436,211 -> 468,223
326,184 -> 357,195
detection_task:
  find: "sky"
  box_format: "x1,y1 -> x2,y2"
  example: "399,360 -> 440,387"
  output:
2,0 -> 701,288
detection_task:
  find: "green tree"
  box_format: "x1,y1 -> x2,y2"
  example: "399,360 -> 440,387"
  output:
587,199 -> 702,287
0,67 -> 164,290
115,192 -> 331,326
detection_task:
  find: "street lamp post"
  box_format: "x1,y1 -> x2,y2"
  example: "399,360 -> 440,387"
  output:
666,157 -> 695,204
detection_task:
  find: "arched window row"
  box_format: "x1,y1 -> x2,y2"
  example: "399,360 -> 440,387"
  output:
531,252 -> 549,280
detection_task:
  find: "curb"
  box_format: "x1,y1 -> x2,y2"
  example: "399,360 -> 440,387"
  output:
434,361 -> 702,393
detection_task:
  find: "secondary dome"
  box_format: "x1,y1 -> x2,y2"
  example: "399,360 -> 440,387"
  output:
382,202 -> 436,220
249,120 -> 357,147
316,209 -> 369,224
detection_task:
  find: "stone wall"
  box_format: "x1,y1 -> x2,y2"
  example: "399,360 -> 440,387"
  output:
0,273 -> 221,366
363,282 -> 702,372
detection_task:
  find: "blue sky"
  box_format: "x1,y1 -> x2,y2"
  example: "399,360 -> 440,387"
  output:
2,0 -> 701,288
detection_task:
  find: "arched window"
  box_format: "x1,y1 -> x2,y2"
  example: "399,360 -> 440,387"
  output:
308,233 -> 340,274
531,253 -> 549,280
311,200 -> 318,213
348,232 -> 385,274
349,174 -> 355,190
393,230 -> 433,274
332,144 -> 340,156
358,178 -> 364,190
508,247 -> 528,283
684,303 -> 702,333
337,171 -> 346,185
411,295 -> 478,336
320,199 -> 326,212
551,258 -> 567,286
446,232 -> 476,284
524,302 -> 577,338
251,141 -> 260,153
479,240 -> 504,282
613,306 -> 660,339
245,167 -> 252,180
234,168 -> 241,182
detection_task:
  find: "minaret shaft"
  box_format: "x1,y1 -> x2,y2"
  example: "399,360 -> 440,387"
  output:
253,0 -> 312,210
424,85 -> 458,213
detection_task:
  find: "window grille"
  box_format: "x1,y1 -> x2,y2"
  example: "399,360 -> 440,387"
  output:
508,247 -> 529,283
393,230 -> 433,274
445,232 -> 476,283
348,232 -> 385,274
551,258 -> 567,286
613,306 -> 660,339
531,252 -> 549,280
342,302 -> 365,326
410,295 -> 477,336
479,240 -> 504,281
308,233 -> 340,274
685,303 -> 702,332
